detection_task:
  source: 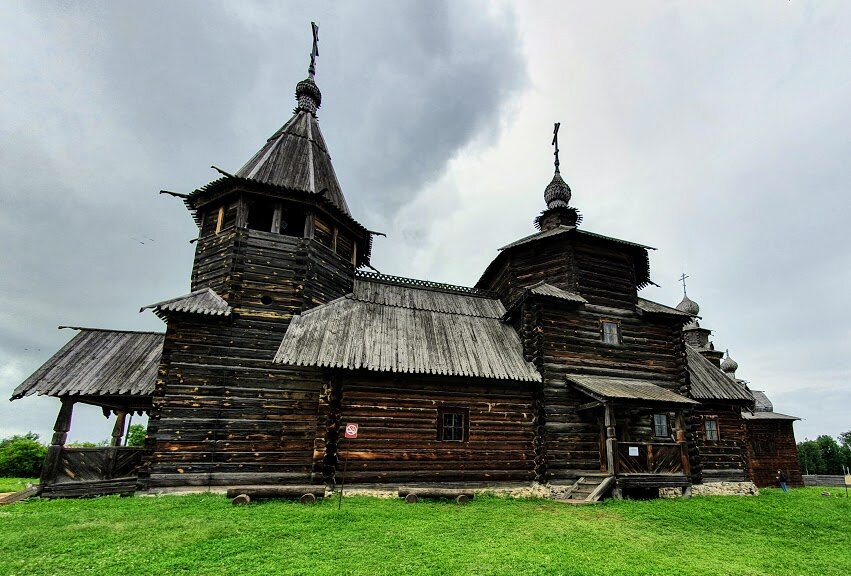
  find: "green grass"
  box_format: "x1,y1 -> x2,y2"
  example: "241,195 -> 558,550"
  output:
0,477 -> 36,493
0,487 -> 848,576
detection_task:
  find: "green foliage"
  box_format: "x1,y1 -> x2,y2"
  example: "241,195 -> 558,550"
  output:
0,489 -> 849,576
799,435 -> 851,474
125,424 -> 146,447
839,430 -> 851,449
799,439 -> 825,474
66,439 -> 109,448
0,434 -> 47,477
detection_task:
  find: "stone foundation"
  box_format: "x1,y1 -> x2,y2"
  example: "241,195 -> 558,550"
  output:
660,481 -> 759,498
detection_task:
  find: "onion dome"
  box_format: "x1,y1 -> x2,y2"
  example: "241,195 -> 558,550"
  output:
721,349 -> 739,374
544,172 -> 572,209
295,77 -> 322,115
676,295 -> 700,316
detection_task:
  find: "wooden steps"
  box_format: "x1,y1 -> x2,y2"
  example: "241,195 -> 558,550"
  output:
40,477 -> 137,499
558,474 -> 614,503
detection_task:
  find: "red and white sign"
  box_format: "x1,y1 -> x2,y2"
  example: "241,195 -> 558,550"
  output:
344,423 -> 358,439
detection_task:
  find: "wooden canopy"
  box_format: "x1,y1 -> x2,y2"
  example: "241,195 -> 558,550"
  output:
566,374 -> 698,406
11,328 -> 161,411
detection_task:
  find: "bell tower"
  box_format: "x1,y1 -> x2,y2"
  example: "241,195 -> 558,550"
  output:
140,23 -> 373,490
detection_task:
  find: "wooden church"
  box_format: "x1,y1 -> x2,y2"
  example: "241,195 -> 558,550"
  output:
12,26 -> 800,499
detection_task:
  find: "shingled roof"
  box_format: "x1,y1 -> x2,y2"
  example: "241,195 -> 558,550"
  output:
686,346 -> 754,403
235,111 -> 349,215
566,374 -> 698,405
274,277 -> 540,382
142,288 -> 232,319
11,328 -> 162,400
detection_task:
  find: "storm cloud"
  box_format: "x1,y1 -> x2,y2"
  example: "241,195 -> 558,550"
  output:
1,1 -> 847,443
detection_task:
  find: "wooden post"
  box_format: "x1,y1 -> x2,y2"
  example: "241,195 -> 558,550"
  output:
40,398 -> 75,485
604,403 -> 617,475
111,411 -> 127,447
675,412 -> 690,475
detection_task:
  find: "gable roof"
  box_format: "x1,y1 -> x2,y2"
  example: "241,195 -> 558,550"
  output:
686,346 -> 754,403
566,374 -> 698,405
274,277 -> 540,382
636,297 -> 693,319
142,288 -> 232,319
11,328 -> 162,400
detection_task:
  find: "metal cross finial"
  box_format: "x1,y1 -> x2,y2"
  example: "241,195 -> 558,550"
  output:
552,122 -> 561,174
679,273 -> 689,296
308,22 -> 319,79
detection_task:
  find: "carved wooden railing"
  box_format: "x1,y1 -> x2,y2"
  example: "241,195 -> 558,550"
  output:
614,442 -> 689,475
49,447 -> 145,484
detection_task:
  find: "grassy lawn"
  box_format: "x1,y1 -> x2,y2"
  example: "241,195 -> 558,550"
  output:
0,478 -> 37,493
0,487 -> 848,576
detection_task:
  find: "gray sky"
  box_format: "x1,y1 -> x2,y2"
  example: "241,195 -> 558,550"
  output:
1,1 -> 848,443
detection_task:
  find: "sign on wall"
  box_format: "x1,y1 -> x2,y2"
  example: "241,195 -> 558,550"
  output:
344,423 -> 358,439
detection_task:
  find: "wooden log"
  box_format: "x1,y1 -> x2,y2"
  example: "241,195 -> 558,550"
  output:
404,493 -> 418,504
224,486 -> 325,500
231,494 -> 251,506
397,487 -> 475,500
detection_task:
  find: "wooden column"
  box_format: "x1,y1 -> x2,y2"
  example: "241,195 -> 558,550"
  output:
604,402 -> 617,475
40,398 -> 75,485
675,411 -> 691,476
111,411 -> 127,447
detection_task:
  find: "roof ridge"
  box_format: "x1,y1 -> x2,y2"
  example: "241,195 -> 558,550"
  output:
355,271 -> 498,299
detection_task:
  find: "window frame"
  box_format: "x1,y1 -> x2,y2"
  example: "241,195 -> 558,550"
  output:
600,319 -> 622,345
704,419 -> 720,441
652,413 -> 669,439
437,407 -> 469,442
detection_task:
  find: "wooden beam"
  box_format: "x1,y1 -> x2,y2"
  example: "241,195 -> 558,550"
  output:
577,401 -> 603,411
41,398 -> 75,485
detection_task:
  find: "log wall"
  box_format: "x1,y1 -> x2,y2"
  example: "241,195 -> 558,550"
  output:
142,226 -> 356,489
745,419 -> 803,487
692,403 -> 749,482
479,233 -> 693,482
332,373 -> 536,484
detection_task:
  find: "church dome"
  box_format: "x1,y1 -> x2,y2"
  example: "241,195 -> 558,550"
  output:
295,77 -> 322,115
544,172 -> 571,209
721,350 -> 738,374
676,295 -> 700,316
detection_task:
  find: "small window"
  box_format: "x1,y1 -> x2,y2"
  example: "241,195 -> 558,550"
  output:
246,197 -> 276,232
653,414 -> 669,438
704,419 -> 719,441
601,320 -> 621,345
438,409 -> 468,442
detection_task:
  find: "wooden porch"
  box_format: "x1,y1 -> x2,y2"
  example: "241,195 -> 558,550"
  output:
567,374 -> 698,498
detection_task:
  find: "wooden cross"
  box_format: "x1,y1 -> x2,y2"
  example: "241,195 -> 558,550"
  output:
552,122 -> 561,173
308,22 -> 319,78
679,273 -> 689,296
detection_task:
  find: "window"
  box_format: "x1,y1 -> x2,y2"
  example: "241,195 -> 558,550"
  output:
704,419 -> 719,441
653,414 -> 669,438
438,409 -> 468,442
246,197 -> 276,232
601,320 -> 621,345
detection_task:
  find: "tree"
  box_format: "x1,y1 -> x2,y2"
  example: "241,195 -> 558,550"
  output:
0,433 -> 47,477
816,435 -> 844,474
839,430 -> 851,449
125,424 -> 146,447
797,439 -> 825,475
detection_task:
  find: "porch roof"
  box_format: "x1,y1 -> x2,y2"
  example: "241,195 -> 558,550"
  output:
566,374 -> 699,406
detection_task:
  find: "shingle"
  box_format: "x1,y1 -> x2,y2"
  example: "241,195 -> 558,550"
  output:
142,288 -> 232,318
274,279 -> 540,382
566,374 -> 698,405
11,328 -> 162,400
686,346 -> 754,403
